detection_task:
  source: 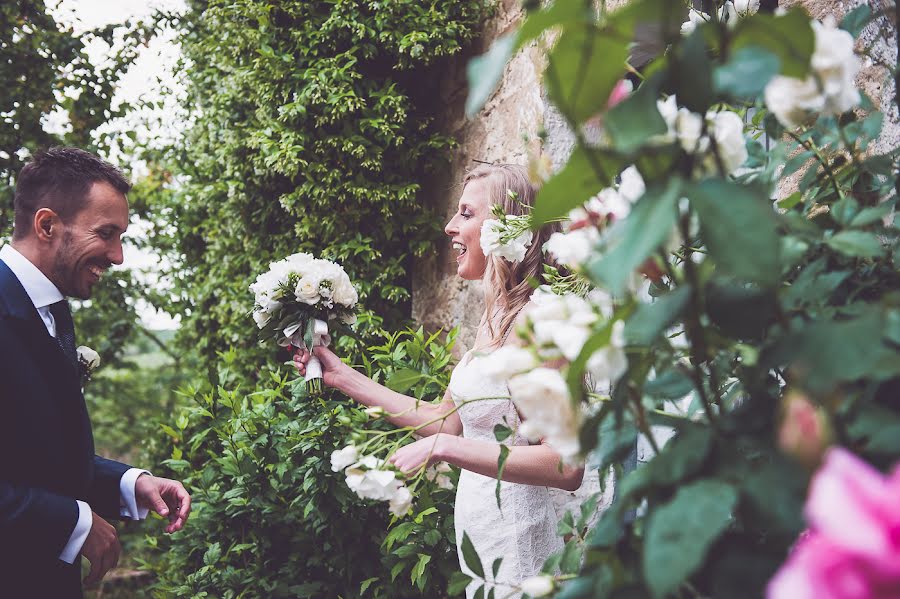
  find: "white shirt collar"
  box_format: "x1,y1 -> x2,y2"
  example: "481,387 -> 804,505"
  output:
0,244 -> 65,310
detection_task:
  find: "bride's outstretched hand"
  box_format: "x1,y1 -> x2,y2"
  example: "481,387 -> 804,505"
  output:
291,345 -> 345,389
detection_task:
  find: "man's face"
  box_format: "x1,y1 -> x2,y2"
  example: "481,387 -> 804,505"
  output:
51,181 -> 129,299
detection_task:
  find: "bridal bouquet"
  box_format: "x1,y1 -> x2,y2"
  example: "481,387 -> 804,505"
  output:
250,252 -> 358,394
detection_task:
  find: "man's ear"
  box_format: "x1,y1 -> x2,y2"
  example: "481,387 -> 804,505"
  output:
33,208 -> 58,242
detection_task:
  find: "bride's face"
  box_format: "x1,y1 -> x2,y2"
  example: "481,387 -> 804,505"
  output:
445,179 -> 491,280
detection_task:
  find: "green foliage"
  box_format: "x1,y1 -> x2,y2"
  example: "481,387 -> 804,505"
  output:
144,328 -> 459,598
0,1 -> 149,236
465,0 -> 900,596
138,0 -> 485,377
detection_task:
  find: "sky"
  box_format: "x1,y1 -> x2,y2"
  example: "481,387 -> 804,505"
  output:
51,0 -> 187,329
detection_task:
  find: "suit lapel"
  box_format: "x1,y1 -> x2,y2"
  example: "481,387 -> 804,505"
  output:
0,261 -> 79,380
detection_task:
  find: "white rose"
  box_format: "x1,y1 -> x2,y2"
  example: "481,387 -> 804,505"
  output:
764,18 -> 860,128
595,187 -> 632,221
520,575 -> 556,597
586,321 -> 629,385
364,406 -> 385,419
709,110 -> 748,174
508,368 -> 581,461
480,219 -> 503,256
333,276 -> 358,307
717,1 -> 737,27
528,291 -> 569,322
346,464 -> 401,501
732,0 -> 760,17
544,229 -> 597,267
617,166 -> 645,204
330,445 -> 359,472
680,9 -> 709,36
675,108 -> 706,153
653,95 -> 679,144
426,463 -> 454,490
76,346 -> 100,369
481,346 -> 538,381
295,276 -> 321,305
388,485 -> 413,517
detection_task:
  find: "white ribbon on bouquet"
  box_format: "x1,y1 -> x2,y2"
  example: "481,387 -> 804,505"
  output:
279,318 -> 331,386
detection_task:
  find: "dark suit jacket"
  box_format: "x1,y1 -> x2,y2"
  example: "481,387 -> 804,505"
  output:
0,260 -> 132,598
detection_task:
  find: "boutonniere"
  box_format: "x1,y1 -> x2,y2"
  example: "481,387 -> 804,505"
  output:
76,345 -> 101,384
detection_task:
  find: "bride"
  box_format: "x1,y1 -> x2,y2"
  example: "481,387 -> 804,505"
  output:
293,164 -> 583,597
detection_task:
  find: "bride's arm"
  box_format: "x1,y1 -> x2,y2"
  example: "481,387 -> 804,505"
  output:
390,433 -> 584,491
293,346 -> 462,436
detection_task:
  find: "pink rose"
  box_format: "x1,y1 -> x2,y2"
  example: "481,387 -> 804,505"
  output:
767,448 -> 900,599
607,79 -> 632,109
777,390 -> 831,467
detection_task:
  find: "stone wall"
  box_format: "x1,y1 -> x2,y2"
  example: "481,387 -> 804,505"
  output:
411,0 -> 898,352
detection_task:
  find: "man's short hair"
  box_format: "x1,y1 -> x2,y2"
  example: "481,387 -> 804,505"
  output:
12,147 -> 131,240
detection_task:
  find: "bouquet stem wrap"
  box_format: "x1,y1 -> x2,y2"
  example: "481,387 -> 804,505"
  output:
302,318 -> 330,394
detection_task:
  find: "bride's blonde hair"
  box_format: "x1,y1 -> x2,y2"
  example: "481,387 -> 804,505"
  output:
463,164 -> 562,347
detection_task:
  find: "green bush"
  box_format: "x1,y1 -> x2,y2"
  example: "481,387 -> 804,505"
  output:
137,0 -> 486,378
144,328 -> 460,598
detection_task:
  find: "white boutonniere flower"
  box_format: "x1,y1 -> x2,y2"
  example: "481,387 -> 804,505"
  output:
76,345 -> 100,383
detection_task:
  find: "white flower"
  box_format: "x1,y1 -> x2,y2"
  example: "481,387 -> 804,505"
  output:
585,321 -> 629,385
618,166 -> 645,204
388,485 -> 413,517
709,110 -> 748,174
654,95 -> 679,144
520,575 -> 556,597
76,346 -> 100,370
425,462 -> 454,489
345,456 -> 402,501
482,346 -> 538,381
732,0 -> 760,17
544,228 -> 598,267
480,217 -> 533,263
364,406 -> 385,419
675,107 -> 706,153
508,368 -> 581,461
332,276 -> 358,307
680,8 -> 709,36
764,18 -> 860,128
717,1 -> 737,26
295,273 -> 323,305
330,445 -> 359,472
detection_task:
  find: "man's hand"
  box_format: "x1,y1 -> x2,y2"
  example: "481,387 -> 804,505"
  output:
134,474 -> 192,533
82,511 -> 120,587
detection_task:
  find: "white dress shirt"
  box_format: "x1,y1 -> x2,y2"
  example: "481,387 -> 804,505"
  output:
0,244 -> 149,563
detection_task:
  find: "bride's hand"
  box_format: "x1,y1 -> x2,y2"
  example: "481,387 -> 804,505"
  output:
291,345 -> 346,389
389,434 -> 452,474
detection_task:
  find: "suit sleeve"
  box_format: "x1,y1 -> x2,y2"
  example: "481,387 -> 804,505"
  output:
0,480 -> 80,561
86,456 -> 132,520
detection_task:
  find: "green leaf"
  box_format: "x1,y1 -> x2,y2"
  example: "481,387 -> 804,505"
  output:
765,310 -> 900,393
461,532 -> 485,579
670,30 -> 713,113
533,147 -> 626,225
847,403 -> 900,456
385,367 -> 424,393
731,9 -> 814,78
359,577 -> 378,596
411,553 -> 432,587
624,285 -> 691,345
560,540 -> 583,574
714,46 -> 781,98
849,201 -> 894,227
826,230 -> 885,258
448,571 -> 473,596
493,423 -> 512,442
203,542 -> 221,566
605,78 -> 668,152
588,179 -> 680,295
594,414 -> 638,475
492,557 -> 503,579
645,368 -> 694,400
841,4 -> 874,38
546,24 -> 630,123
643,480 -> 738,598
705,280 -> 777,340
495,445 -> 510,509
622,426 -> 713,495
516,0 -> 591,50
689,180 -> 780,286
466,33 -> 517,118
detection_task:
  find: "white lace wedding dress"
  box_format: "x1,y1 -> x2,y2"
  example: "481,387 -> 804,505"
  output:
449,349 -> 564,599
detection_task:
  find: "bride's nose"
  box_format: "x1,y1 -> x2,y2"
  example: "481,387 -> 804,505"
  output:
444,216 -> 457,236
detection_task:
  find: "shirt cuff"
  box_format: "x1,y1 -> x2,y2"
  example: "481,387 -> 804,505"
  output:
120,468 -> 151,520
59,500 -> 92,563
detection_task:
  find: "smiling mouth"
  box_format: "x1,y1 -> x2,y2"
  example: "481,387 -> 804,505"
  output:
452,242 -> 467,262
88,265 -> 107,281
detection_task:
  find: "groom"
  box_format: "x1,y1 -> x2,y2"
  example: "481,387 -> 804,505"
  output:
0,147 -> 191,597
